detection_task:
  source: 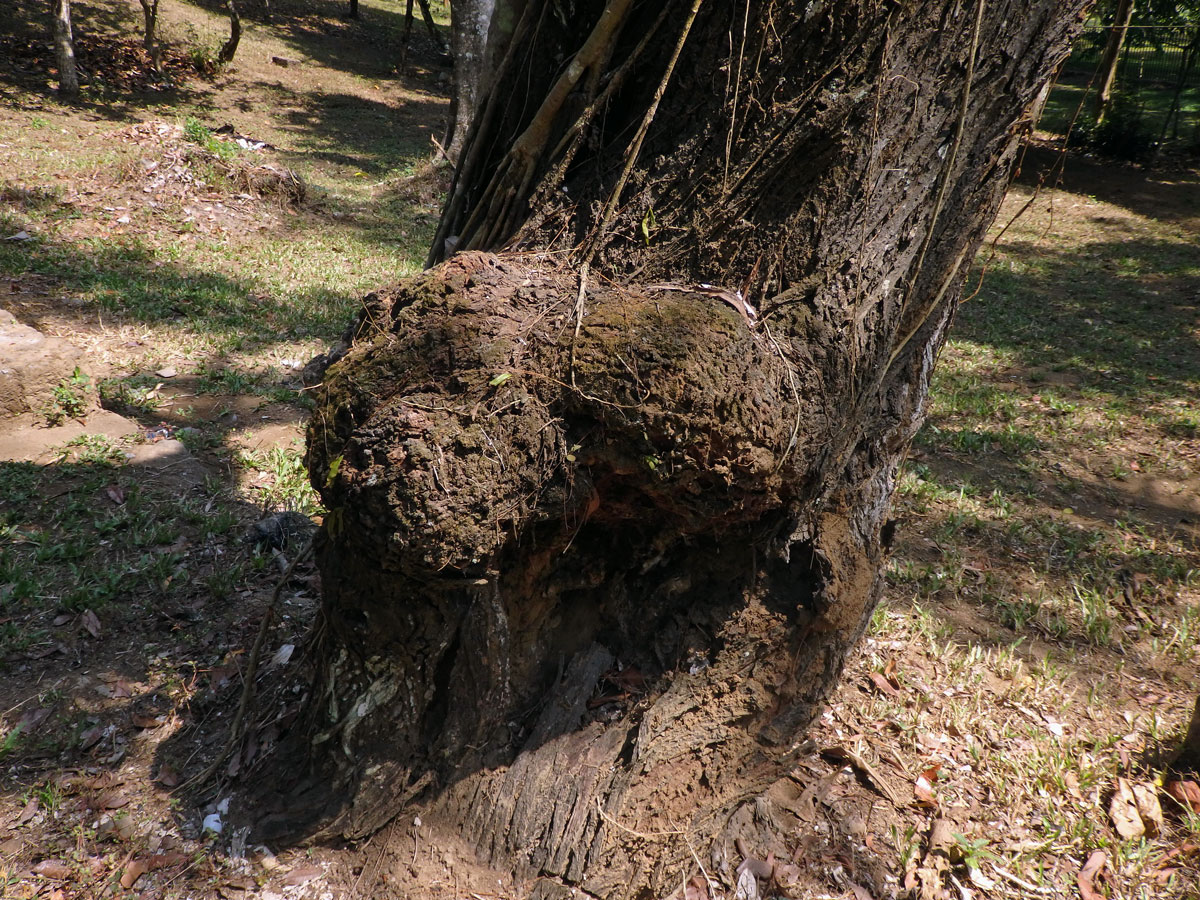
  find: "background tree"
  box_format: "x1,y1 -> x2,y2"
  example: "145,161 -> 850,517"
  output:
138,0 -> 162,70
1095,0 -> 1137,123
52,0 -> 79,95
217,0 -> 240,64
443,0 -> 494,161
244,0 -> 1089,895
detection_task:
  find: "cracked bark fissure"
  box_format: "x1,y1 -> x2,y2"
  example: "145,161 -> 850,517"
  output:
248,0 -> 1089,896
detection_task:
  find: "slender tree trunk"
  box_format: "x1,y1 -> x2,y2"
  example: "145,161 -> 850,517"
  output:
218,0 -> 241,65
53,0 -> 79,96
1095,0 -> 1135,124
443,0 -> 495,162
348,0 -> 358,19
138,0 -> 162,70
417,0 -> 446,52
238,1 -> 1087,896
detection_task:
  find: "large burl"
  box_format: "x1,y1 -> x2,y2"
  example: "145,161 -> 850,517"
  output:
291,249 -> 873,845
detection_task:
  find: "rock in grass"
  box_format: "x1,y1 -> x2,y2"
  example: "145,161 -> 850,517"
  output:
246,511 -> 316,551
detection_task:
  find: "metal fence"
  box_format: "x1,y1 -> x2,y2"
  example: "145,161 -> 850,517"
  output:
1046,24 -> 1200,156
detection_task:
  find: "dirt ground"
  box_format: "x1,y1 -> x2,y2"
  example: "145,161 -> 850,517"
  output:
1,2 -> 1199,899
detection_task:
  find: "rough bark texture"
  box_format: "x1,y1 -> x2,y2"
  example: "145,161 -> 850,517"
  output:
250,1 -> 1088,897
444,0 -> 495,161
53,0 -> 79,96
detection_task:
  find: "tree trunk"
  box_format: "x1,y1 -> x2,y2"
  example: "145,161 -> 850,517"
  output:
1094,0 -> 1135,125
348,0 -> 358,19
242,0 -> 1086,896
443,0 -> 495,162
138,0 -> 161,70
218,0 -> 241,65
53,0 -> 79,96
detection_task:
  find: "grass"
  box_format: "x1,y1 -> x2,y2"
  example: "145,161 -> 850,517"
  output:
835,165 -> 1200,896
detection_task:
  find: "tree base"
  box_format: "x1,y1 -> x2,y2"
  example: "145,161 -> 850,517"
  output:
233,251 -> 938,898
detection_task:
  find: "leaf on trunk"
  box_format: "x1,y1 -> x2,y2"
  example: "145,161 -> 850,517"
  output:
1077,850 -> 1106,900
1165,779 -> 1200,813
1109,777 -> 1145,839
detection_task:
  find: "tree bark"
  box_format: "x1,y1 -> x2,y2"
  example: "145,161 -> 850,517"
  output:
1094,0 -> 1135,125
53,0 -> 79,96
243,0 -> 1087,896
443,0 -> 495,162
138,0 -> 162,70
218,0 -> 241,65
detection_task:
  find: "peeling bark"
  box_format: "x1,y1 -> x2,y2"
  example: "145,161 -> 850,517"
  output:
246,0 -> 1089,896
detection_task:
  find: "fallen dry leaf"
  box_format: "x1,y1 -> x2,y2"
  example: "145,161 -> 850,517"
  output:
120,858 -> 149,889
132,713 -> 162,729
1165,779 -> 1200,814
96,790 -> 129,810
155,765 -> 181,787
281,863 -> 323,886
104,484 -> 125,505
80,609 -> 101,638
1110,777 -> 1145,839
17,797 -> 38,824
868,671 -> 900,697
32,859 -> 72,879
683,875 -> 710,900
1078,850 -> 1106,900
1133,782 -> 1163,836
914,763 -> 941,809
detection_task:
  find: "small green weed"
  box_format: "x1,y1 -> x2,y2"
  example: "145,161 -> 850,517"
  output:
237,445 -> 323,515
0,723 -> 23,759
54,434 -> 126,466
43,367 -> 92,426
183,117 -> 237,161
